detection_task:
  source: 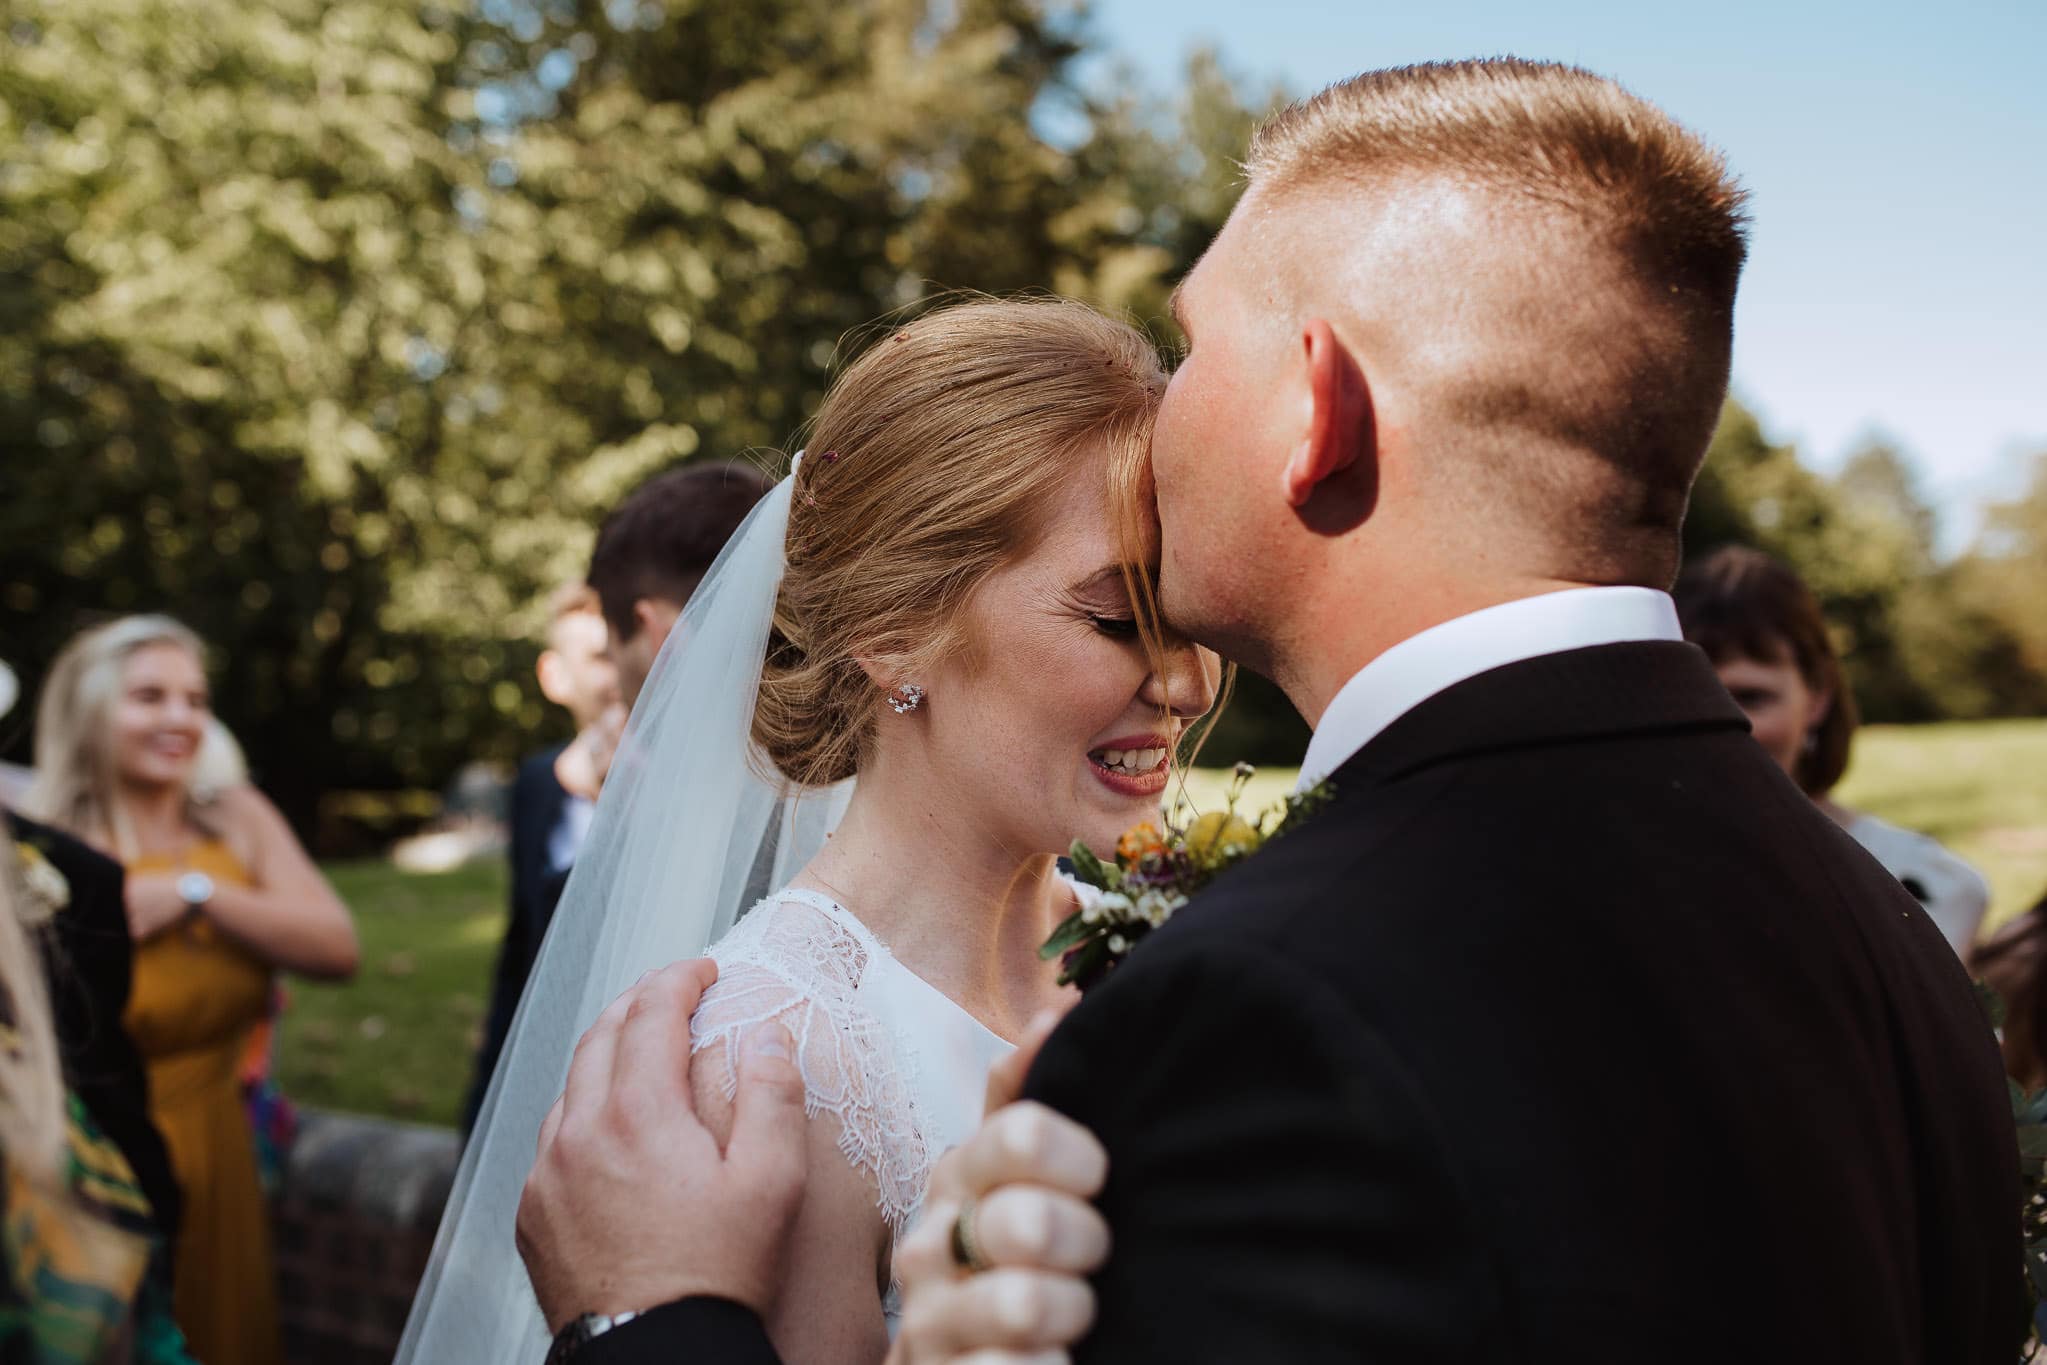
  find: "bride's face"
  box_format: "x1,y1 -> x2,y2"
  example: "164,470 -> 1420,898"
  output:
913,460 -> 1220,858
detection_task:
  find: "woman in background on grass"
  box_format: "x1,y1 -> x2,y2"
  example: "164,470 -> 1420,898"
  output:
1675,546 -> 1991,957
26,615 -> 358,1365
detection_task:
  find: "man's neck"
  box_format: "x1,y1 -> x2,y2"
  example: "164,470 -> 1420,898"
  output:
1277,570 -> 1592,729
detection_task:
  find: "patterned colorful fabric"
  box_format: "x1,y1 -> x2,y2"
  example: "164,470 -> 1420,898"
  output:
0,1091 -> 195,1364
238,987 -> 298,1194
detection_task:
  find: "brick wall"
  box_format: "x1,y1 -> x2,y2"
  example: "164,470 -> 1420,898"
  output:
273,1109 -> 460,1365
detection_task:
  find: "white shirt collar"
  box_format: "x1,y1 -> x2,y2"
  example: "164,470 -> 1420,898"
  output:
1296,586 -> 1683,789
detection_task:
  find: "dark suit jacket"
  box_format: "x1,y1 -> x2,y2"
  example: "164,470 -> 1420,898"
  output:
466,745 -> 578,1133
6,811 -> 181,1258
584,642 -> 2020,1363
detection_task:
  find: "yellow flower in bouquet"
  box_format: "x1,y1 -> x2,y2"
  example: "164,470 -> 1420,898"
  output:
1183,811 -> 1260,866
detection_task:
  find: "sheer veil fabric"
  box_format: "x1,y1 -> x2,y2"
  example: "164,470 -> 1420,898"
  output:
396,462 -> 851,1363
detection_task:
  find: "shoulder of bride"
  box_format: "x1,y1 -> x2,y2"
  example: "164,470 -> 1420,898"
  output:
1041,762 -> 1334,992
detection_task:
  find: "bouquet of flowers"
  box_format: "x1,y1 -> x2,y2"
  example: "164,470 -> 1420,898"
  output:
1040,763 -> 1332,991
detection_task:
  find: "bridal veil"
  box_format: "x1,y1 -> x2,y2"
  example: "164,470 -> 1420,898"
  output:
396,458 -> 849,1363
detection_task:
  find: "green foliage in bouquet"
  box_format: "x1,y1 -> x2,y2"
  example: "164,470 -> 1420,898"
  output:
1040,762 -> 1332,991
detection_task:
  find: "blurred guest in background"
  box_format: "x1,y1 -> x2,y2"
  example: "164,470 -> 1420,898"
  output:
26,614 -> 358,1365
464,583 -> 620,1134
587,460 -> 777,709
6,810 -> 182,1264
0,850 -> 198,1362
462,465 -> 772,1127
1676,546 -> 1991,955
1969,886 -> 2047,1091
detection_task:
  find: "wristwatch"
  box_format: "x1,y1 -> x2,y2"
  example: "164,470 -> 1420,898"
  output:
545,1310 -> 642,1364
176,871 -> 215,911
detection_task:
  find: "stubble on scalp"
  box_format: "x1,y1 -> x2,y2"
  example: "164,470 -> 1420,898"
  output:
1242,58 -> 1750,587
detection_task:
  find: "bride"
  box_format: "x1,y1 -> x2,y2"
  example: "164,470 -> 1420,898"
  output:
398,297 -> 1220,1363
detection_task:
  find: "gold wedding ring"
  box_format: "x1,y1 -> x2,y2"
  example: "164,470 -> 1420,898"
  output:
949,1197 -> 992,1273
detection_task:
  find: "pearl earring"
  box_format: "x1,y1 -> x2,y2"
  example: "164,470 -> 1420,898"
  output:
887,683 -> 926,715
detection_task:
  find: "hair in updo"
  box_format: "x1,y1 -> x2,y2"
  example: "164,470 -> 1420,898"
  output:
754,297 -> 1168,788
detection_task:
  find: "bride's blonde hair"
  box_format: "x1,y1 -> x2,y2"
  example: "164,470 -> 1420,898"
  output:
755,297 -> 1176,788
26,615 -> 232,858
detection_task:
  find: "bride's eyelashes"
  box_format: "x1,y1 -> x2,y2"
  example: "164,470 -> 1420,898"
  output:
1089,614 -> 1140,640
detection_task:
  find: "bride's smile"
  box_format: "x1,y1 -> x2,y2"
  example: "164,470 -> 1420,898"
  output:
1086,734 -> 1175,795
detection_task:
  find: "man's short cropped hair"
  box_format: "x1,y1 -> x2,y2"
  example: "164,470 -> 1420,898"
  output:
587,461 -> 775,641
1247,59 -> 1752,581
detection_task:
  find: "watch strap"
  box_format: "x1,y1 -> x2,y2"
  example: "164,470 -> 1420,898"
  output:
563,1298 -> 782,1365
545,1310 -> 640,1365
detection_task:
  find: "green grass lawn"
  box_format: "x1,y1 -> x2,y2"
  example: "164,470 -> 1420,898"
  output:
276,859 -> 502,1127
283,719 -> 2047,1126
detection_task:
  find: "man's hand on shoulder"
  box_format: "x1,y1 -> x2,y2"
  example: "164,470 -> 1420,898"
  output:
516,958 -> 807,1335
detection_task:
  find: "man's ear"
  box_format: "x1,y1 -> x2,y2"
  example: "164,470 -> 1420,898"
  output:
536,649 -> 570,707
1280,318 -> 1372,511
632,597 -> 683,652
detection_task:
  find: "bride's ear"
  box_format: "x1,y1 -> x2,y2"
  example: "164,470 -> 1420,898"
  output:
1279,319 -> 1375,520
852,653 -> 911,693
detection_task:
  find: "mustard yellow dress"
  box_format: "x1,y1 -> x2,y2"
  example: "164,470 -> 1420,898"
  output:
124,841 -> 281,1365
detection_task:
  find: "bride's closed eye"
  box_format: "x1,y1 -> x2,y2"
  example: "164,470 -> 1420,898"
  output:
1089,614 -> 1140,640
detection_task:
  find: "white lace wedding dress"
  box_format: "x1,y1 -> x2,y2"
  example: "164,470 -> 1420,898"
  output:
690,887 -> 1017,1324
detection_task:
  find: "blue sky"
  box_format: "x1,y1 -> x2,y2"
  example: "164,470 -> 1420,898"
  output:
1086,0 -> 2046,548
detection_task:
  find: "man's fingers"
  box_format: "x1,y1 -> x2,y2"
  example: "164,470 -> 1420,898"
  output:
611,960 -> 713,1101
896,1186 -> 1108,1292
558,988 -> 632,1120
953,1103 -> 1108,1202
972,1187 -> 1110,1274
894,1196 -> 963,1289
899,1269 -> 1094,1356
723,1022 -> 807,1212
535,1094 -> 566,1159
983,1004 -> 1071,1116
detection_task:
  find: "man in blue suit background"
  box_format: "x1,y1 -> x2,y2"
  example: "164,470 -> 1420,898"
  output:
463,583 -> 618,1134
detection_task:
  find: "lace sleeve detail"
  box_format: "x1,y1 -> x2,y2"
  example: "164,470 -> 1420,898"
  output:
690,894 -> 931,1230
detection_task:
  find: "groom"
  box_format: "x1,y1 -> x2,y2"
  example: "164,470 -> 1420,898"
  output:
520,59 -> 2019,1362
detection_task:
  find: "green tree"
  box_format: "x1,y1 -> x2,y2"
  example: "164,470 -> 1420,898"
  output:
1838,436 -> 1938,565
1950,450 -> 2047,699
1,1 -> 1276,825
1,0 -> 511,827
1683,399 -> 1934,720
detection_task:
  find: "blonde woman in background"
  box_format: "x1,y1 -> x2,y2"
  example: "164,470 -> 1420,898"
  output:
27,614 -> 358,1365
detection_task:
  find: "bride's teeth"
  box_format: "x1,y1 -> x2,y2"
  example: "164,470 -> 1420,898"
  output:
1095,747 -> 1168,775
